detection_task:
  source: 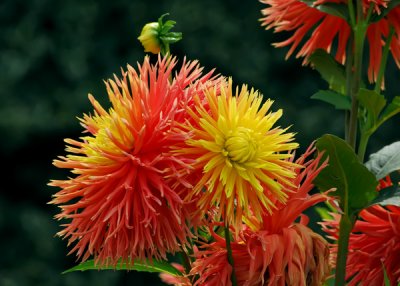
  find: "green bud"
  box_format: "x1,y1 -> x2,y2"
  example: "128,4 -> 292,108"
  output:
137,13 -> 182,55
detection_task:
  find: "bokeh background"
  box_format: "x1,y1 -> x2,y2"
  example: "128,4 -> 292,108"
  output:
1,0 -> 399,285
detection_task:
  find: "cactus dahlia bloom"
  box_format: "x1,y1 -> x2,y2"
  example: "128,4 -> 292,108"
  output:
176,79 -> 299,232
260,0 -> 400,83
49,55 -> 218,266
186,146 -> 331,286
322,177 -> 400,285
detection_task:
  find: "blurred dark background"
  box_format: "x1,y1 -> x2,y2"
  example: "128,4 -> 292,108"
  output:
1,0 -> 399,285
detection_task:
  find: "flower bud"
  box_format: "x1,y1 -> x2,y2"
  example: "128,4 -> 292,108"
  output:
138,22 -> 161,54
138,14 -> 182,55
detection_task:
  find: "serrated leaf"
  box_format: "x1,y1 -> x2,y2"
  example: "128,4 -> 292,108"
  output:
365,141 -> 400,180
369,185 -> 400,207
309,49 -> 347,94
311,90 -> 351,110
315,134 -> 378,215
63,258 -> 183,276
300,1 -> 349,21
370,0 -> 400,23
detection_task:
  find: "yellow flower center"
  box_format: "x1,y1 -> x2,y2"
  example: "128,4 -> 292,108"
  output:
224,127 -> 258,164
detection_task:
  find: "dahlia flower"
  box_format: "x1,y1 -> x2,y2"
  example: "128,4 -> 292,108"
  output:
188,146 -> 331,286
260,0 -> 400,83
322,176 -> 400,285
176,79 -> 299,231
49,55 -> 217,266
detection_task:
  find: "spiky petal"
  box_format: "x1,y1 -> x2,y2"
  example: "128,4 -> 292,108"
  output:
189,145 -> 331,286
176,78 -> 299,231
49,55 -> 217,266
322,176 -> 400,285
260,0 -> 400,83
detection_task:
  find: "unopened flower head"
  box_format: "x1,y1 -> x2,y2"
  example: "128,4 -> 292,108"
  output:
138,22 -> 161,54
138,14 -> 182,55
49,55 -> 217,266
177,79 -> 299,231
260,0 -> 400,83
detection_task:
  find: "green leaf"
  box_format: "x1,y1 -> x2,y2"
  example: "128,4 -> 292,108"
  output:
63,259 -> 183,276
160,33 -> 182,44
315,134 -> 378,215
315,206 -> 332,220
369,185 -> 400,207
377,96 -> 400,128
300,1 -> 349,21
370,0 -> 400,23
160,20 -> 177,34
311,90 -> 351,110
158,13 -> 170,26
383,263 -> 390,286
358,88 -> 387,134
309,49 -> 347,94
358,88 -> 386,124
365,141 -> 400,180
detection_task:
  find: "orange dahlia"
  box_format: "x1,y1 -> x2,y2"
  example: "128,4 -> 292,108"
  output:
49,55 -> 217,266
175,79 -> 299,231
322,177 -> 400,285
188,145 -> 331,286
260,0 -> 400,83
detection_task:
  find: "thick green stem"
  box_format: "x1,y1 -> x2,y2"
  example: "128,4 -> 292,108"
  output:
224,224 -> 238,286
335,215 -> 353,286
336,1 -> 367,284
347,1 -> 367,149
374,26 -> 395,93
161,44 -> 170,57
347,30 -> 366,148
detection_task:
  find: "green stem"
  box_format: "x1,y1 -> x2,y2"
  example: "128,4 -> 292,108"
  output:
347,3 -> 367,149
336,1 -> 367,285
224,224 -> 238,286
334,215 -> 354,286
161,44 -> 170,57
347,0 -> 356,27
374,26 -> 395,93
345,35 -> 354,142
358,133 -> 371,162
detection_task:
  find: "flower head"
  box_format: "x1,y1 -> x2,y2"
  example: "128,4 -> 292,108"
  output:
260,0 -> 400,83
177,79 -> 299,231
189,146 -> 331,286
322,177 -> 400,285
49,55 -> 217,266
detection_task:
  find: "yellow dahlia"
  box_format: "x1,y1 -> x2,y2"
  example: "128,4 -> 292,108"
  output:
177,79 -> 299,230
